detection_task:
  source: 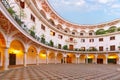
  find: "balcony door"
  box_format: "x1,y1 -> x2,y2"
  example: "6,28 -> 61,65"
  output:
69,45 -> 73,50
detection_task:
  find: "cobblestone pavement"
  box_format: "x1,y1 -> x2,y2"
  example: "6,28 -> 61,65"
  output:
0,64 -> 120,80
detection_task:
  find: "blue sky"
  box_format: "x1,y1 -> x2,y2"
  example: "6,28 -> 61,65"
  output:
48,0 -> 120,25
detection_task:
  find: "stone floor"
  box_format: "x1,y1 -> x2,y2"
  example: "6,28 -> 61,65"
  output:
0,64 -> 120,80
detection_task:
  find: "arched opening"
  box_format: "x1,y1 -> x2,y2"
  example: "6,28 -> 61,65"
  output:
79,54 -> 86,63
9,40 -> 24,65
48,51 -> 55,63
39,49 -> 47,63
87,54 -> 95,64
97,54 -> 106,64
80,30 -> 86,36
48,18 -> 55,26
108,54 -> 118,64
67,53 -> 76,63
0,32 -> 6,67
57,52 -> 63,63
27,46 -> 37,65
88,30 -> 94,36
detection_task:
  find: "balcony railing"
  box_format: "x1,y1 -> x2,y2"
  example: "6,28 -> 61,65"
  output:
65,39 -> 77,43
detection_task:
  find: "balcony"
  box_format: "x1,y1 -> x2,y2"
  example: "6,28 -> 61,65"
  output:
65,39 -> 77,43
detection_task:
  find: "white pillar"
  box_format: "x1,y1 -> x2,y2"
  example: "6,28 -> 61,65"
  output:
63,53 -> 67,64
117,54 -> 120,64
86,54 -> 88,64
36,48 -> 41,65
46,51 -> 49,64
23,52 -> 27,67
4,47 -> 9,70
54,52 -> 57,64
36,53 -> 39,65
105,54 -> 108,64
75,54 -> 80,64
95,54 -> 97,64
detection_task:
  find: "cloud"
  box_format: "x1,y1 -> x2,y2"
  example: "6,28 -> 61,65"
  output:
61,0 -> 85,7
97,0 -> 114,4
111,4 -> 120,8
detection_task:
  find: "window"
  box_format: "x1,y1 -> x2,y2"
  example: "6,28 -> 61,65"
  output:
110,36 -> 115,40
58,35 -> 63,39
50,31 -> 55,36
110,45 -> 115,51
89,33 -> 92,35
81,47 -> 85,51
64,30 -> 67,33
81,39 -> 85,43
31,14 -> 35,22
99,46 -> 103,51
70,38 -> 73,41
58,44 -> 61,49
41,24 -> 45,31
99,38 -> 103,42
72,32 -> 75,35
80,33 -> 83,36
20,1 -> 25,8
89,39 -> 94,42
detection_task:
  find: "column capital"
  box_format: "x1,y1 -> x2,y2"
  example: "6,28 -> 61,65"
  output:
63,53 -> 67,57
75,53 -> 80,58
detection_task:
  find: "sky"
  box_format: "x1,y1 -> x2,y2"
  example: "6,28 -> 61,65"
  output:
47,0 -> 120,25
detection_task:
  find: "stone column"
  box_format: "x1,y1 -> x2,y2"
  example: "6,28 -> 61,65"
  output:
105,54 -> 108,64
54,52 -> 57,64
4,46 -> 9,70
36,53 -> 39,65
36,48 -> 41,65
23,51 -> 27,67
117,54 -> 120,64
46,51 -> 49,64
95,54 -> 98,64
86,54 -> 88,64
63,53 -> 67,64
75,53 -> 80,64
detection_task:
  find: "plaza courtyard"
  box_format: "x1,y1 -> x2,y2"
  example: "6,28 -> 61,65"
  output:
0,64 -> 120,80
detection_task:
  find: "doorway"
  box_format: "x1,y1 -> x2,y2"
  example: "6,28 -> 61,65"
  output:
97,58 -> 103,64
9,54 -> 16,65
108,59 -> 116,64
67,55 -> 72,63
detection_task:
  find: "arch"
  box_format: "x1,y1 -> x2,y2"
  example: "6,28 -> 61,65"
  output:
80,30 -> 86,36
64,28 -> 70,33
79,54 -> 86,63
48,18 -> 55,26
88,30 -> 95,36
72,29 -> 77,35
97,54 -> 106,64
27,45 -> 37,65
88,54 -> 95,63
40,10 -> 47,19
48,51 -> 55,63
57,52 -> 63,63
108,53 -> 118,64
56,24 -> 63,30
67,53 -> 76,63
0,32 -> 6,67
9,40 -> 25,65
39,49 -> 47,63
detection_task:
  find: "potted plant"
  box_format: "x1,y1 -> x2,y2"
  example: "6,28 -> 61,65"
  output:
49,40 -> 54,47
63,45 -> 68,50
7,7 -> 15,16
41,34 -> 45,44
